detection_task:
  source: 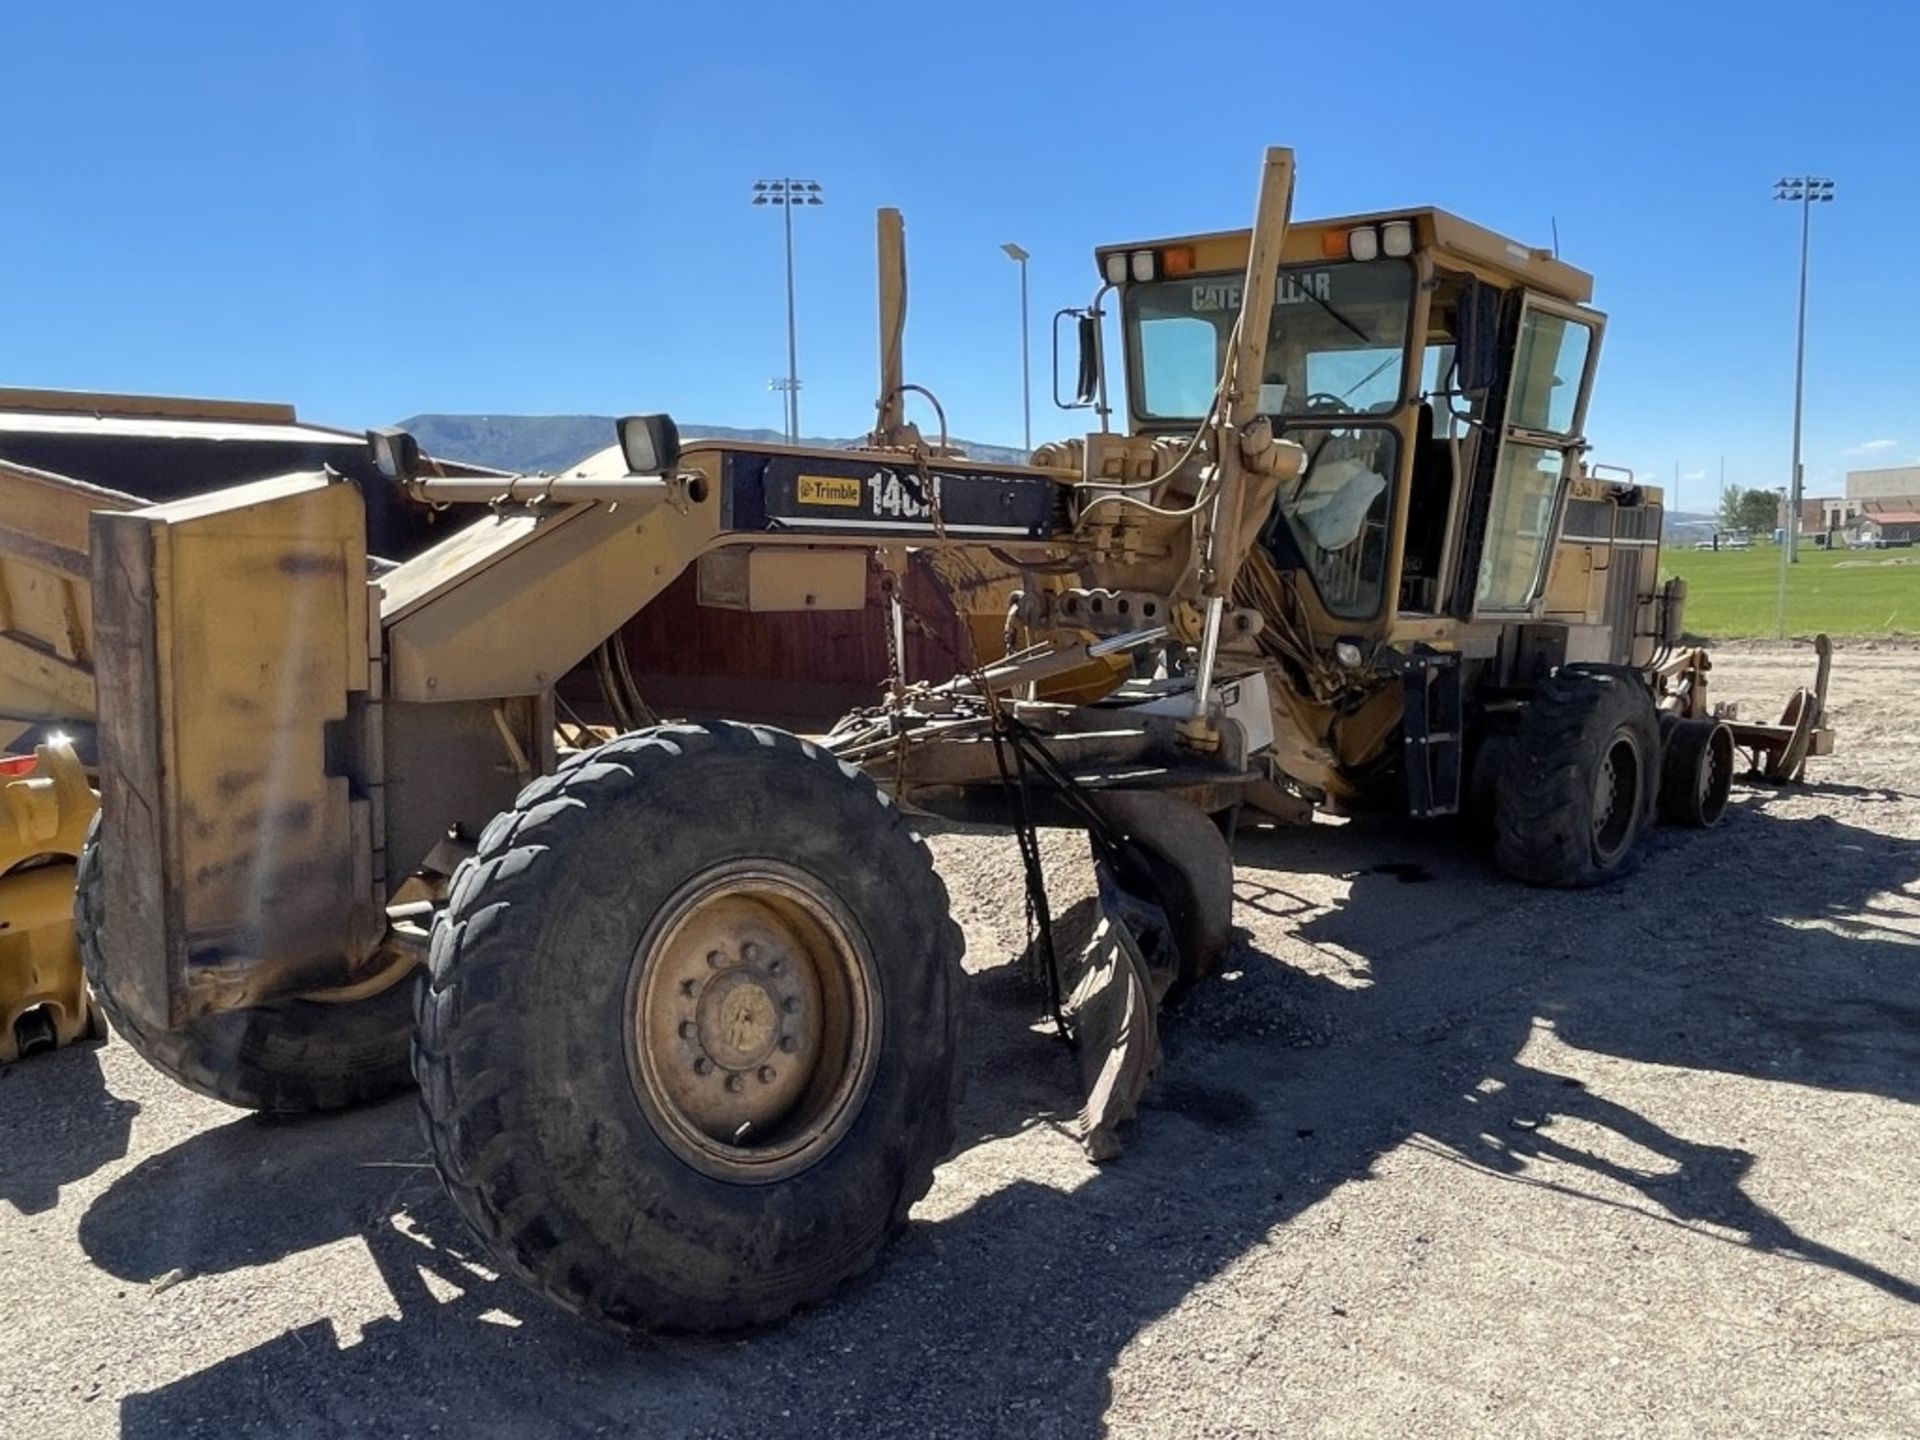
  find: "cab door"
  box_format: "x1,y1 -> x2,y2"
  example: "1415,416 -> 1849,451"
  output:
1466,296 -> 1605,617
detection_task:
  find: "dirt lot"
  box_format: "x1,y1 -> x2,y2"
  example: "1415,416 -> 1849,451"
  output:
4,640 -> 1917,1439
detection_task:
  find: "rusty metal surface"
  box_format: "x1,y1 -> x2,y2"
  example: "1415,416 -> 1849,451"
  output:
1061,868 -> 1168,1162
616,558 -> 967,730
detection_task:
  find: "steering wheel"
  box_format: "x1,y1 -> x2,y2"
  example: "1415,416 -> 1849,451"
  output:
1304,392 -> 1351,416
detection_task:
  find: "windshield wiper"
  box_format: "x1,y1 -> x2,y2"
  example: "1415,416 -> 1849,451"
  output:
1279,276 -> 1371,346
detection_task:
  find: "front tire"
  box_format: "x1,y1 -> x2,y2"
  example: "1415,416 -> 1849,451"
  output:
1493,666 -> 1661,887
415,722 -> 964,1334
75,817 -> 417,1112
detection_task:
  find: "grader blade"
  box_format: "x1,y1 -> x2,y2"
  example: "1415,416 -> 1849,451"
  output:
1062,794 -> 1237,1160
1061,860 -> 1175,1162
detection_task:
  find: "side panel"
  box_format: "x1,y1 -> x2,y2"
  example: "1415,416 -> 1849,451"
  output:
92,474 -> 378,1026
90,512 -> 176,1030
0,460 -> 141,737
382,697 -> 534,886
1543,487 -> 1663,666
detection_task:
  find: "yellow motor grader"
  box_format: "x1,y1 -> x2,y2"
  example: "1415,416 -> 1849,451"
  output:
51,146 -> 1831,1332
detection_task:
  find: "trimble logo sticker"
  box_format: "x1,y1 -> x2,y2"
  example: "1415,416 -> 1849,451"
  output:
798,475 -> 863,507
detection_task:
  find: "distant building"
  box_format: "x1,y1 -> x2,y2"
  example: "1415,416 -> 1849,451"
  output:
1819,496 -> 1863,530
1839,467 -> 1920,546
1847,464 -> 1920,502
1846,507 -> 1920,546
1785,494 -> 1851,543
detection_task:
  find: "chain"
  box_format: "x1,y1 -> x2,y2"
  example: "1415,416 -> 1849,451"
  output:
877,448 -> 1083,1038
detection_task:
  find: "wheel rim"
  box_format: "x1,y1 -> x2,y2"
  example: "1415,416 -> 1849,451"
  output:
629,862 -> 879,1184
1698,725 -> 1734,823
1591,734 -> 1641,862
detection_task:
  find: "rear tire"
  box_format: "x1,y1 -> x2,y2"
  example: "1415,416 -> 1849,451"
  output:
414,723 -> 964,1334
74,817 -> 417,1112
1658,717 -> 1735,828
1492,666 -> 1661,887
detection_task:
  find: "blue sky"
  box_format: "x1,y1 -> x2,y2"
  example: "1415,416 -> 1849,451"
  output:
5,2 -> 1915,509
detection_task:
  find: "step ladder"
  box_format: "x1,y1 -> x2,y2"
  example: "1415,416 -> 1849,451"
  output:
1401,649 -> 1463,818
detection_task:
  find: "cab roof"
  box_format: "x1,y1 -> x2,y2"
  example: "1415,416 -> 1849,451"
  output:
1094,206 -> 1594,306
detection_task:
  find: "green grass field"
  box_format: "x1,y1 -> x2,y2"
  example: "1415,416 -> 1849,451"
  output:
1659,542 -> 1918,639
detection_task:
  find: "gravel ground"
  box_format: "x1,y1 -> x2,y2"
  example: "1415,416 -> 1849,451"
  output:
3,640 -> 1916,1439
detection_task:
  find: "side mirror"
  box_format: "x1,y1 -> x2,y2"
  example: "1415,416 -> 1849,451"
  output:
617,414 -> 681,475
366,427 -> 420,483
1051,304 -> 1106,410
1075,314 -> 1100,406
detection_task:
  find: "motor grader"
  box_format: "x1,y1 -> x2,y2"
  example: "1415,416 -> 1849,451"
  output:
54,146 -> 1832,1333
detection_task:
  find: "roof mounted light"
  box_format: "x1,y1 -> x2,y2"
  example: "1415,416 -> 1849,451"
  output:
1129,249 -> 1156,283
617,413 -> 681,475
1102,252 -> 1127,285
1348,227 -> 1380,262
367,427 -> 420,483
1380,219 -> 1414,258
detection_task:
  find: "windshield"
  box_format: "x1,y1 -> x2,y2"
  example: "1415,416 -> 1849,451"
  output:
1126,260 -> 1416,422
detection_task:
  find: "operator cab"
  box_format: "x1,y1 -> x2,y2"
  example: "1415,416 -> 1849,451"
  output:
1096,210 -> 1603,632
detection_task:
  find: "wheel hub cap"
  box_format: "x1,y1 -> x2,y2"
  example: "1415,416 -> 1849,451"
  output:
629,866 -> 877,1183
697,970 -> 782,1070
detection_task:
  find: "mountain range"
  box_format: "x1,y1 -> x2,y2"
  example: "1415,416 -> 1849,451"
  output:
396,413 -> 1029,474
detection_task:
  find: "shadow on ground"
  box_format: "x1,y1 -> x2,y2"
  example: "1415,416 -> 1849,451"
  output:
81,788 -> 1920,1439
0,1040 -> 138,1216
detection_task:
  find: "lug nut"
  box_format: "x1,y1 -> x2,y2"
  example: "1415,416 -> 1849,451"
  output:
678,1021 -> 697,1040
680,978 -> 699,997
782,997 -> 801,1015
693,1057 -> 713,1075
741,941 -> 761,964
779,1036 -> 800,1053
758,1066 -> 777,1084
725,1073 -> 745,1093
767,956 -> 786,976
706,949 -> 727,969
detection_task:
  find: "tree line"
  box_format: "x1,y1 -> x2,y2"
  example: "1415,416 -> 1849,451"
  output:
1718,486 -> 1783,537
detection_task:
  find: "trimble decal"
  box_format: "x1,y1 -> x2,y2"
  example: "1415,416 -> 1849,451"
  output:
797,475 -> 864,507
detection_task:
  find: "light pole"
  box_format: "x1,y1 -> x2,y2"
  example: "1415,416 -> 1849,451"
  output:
1774,485 -> 1791,640
1773,175 -> 1834,564
752,178 -> 824,444
1000,242 -> 1032,452
767,376 -> 799,432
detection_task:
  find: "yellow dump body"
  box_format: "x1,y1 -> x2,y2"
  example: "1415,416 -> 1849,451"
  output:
0,459 -> 140,754
0,389 -> 478,1056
